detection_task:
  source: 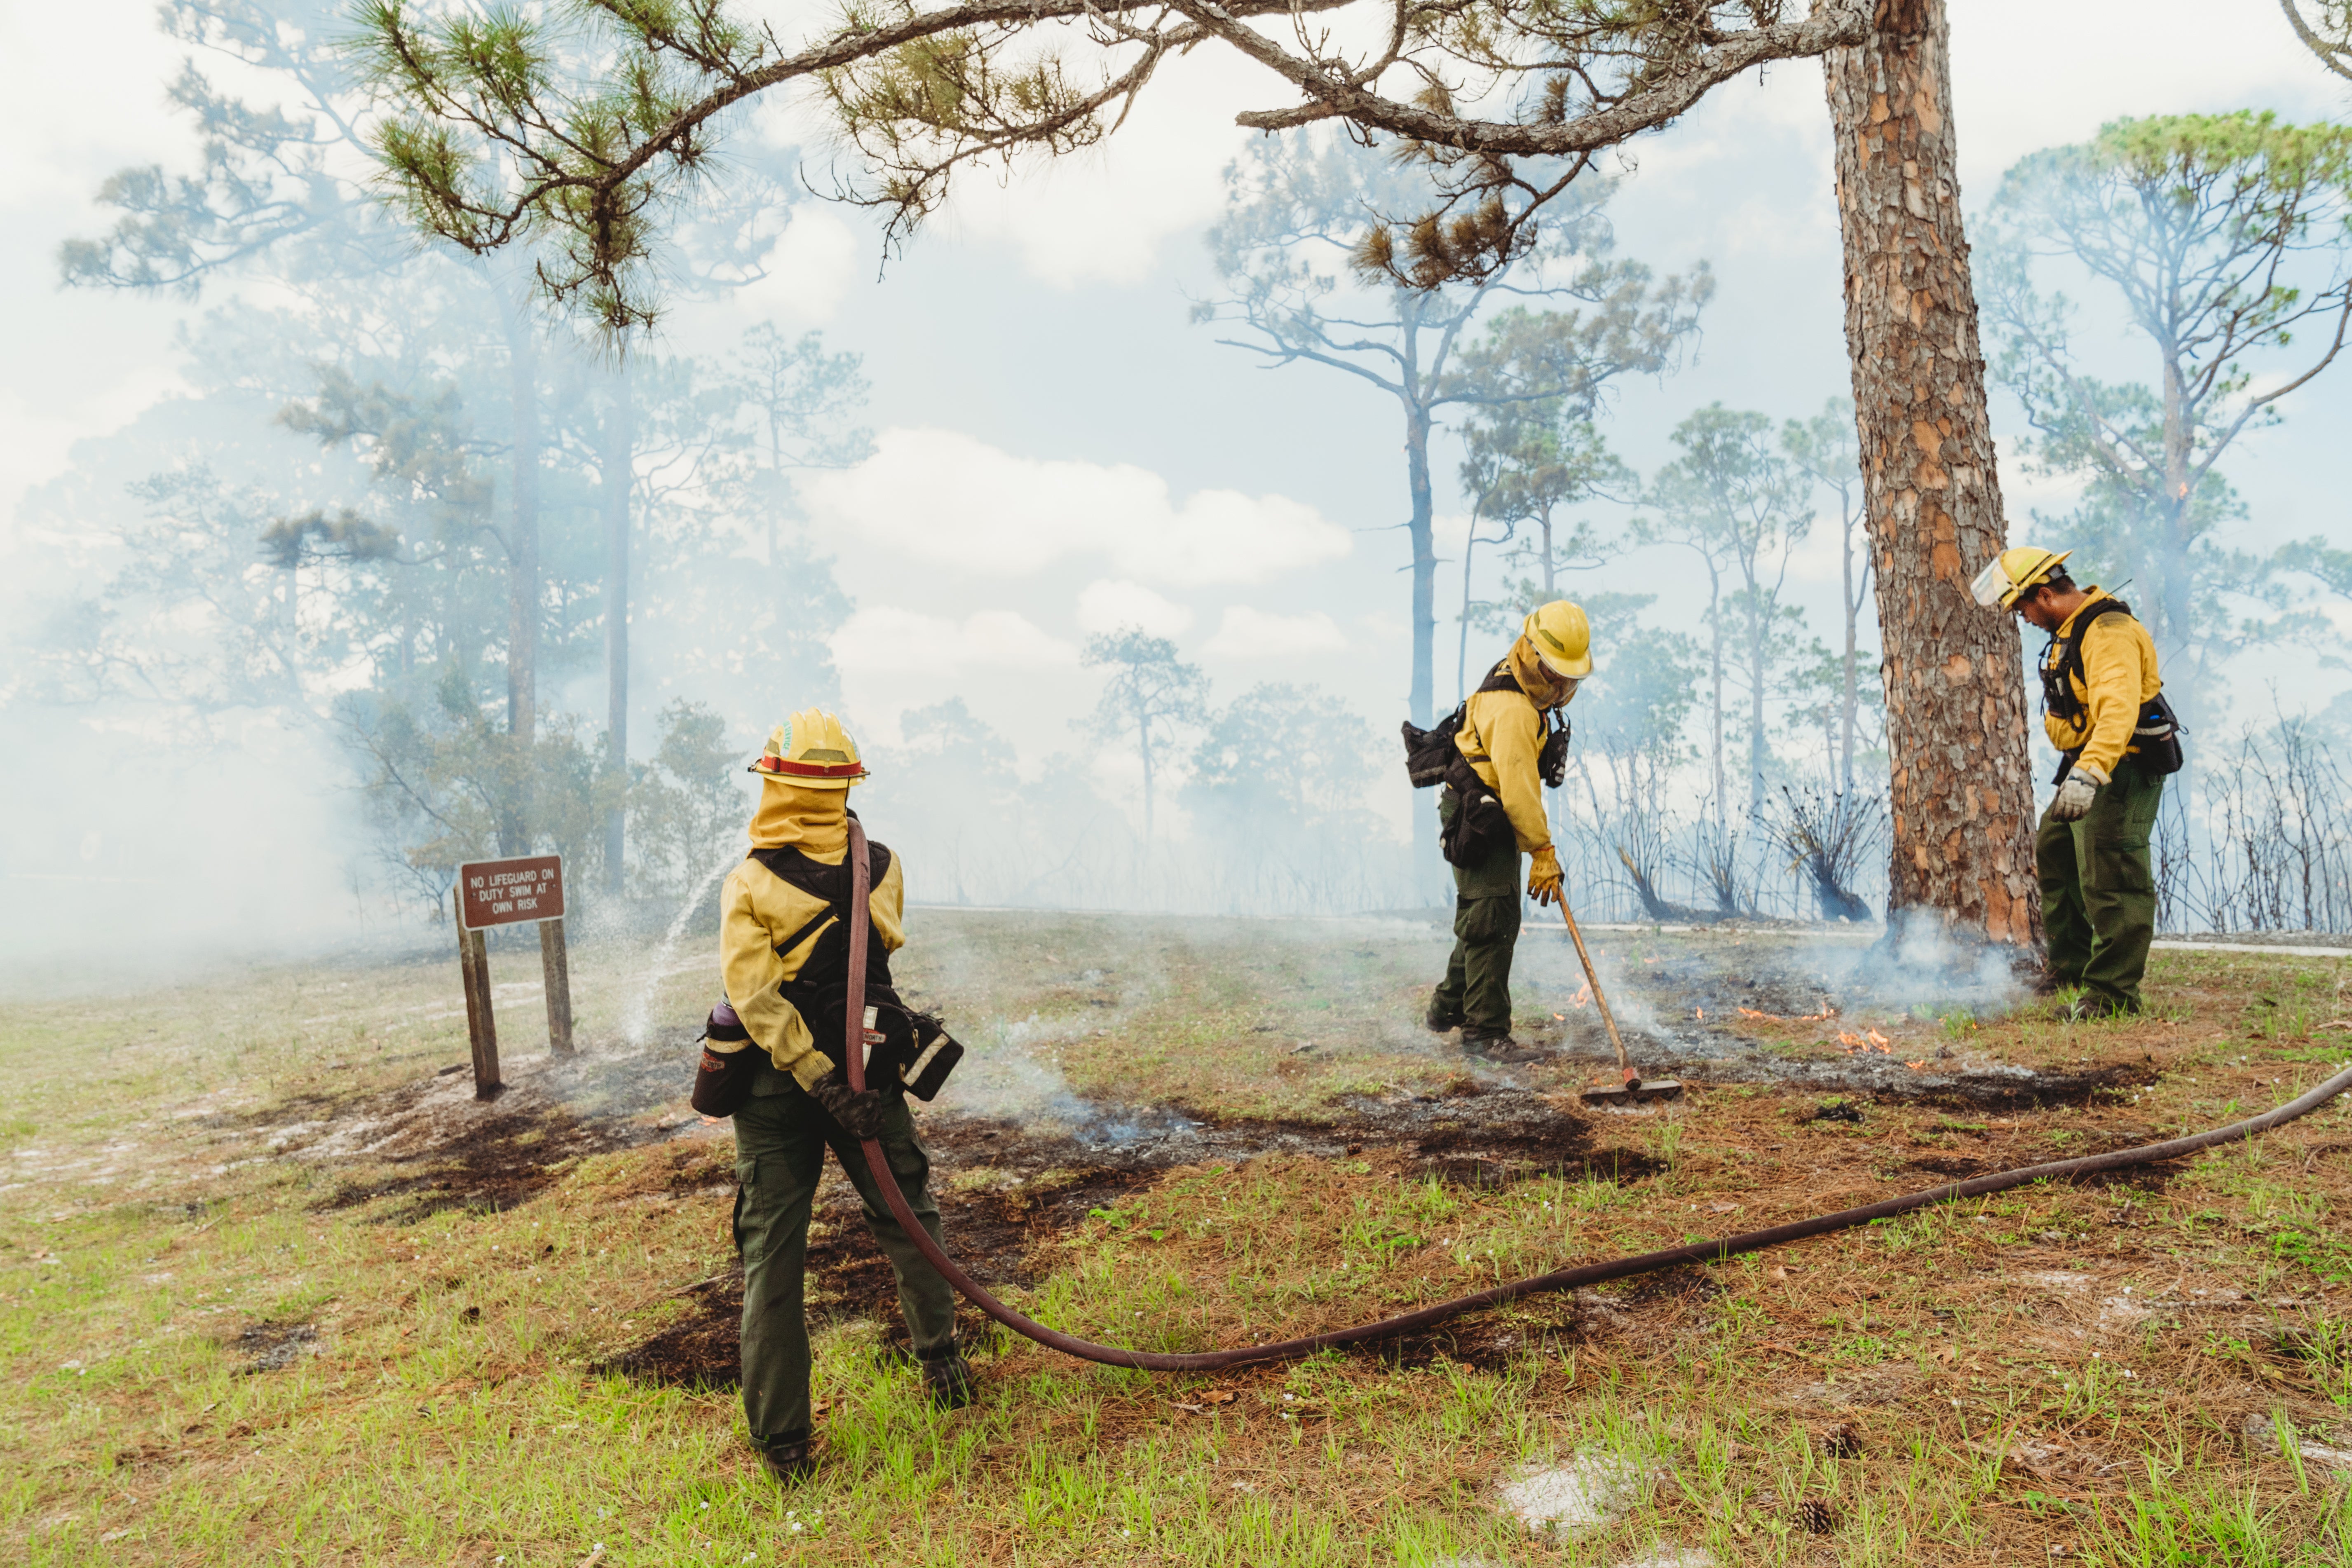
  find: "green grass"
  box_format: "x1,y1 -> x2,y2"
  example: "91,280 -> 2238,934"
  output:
7,924 -> 2352,1562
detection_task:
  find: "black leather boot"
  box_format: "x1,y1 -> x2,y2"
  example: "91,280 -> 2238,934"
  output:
760,1439 -> 815,1482
922,1353 -> 977,1411
1463,1033 -> 1545,1064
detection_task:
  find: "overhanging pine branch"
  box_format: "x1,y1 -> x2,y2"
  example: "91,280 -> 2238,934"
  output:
1206,0 -> 1873,155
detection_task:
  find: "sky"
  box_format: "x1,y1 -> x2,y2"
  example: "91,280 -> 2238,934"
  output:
1,0 -> 2346,963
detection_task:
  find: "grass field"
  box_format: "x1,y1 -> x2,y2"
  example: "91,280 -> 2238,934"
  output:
5,913 -> 2352,1565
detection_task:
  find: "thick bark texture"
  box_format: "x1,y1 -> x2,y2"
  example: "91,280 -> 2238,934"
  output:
1824,0 -> 2039,949
603,366 -> 633,891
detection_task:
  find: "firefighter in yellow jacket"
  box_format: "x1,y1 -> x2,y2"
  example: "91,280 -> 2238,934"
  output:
1426,601 -> 1586,1058
1974,548 -> 2178,1016
702,709 -> 969,1483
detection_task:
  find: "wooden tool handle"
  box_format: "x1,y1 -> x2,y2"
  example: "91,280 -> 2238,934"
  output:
1557,898 -> 1635,1083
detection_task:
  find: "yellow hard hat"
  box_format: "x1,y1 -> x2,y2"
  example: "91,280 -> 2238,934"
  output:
1970,546 -> 2073,610
746,708 -> 868,789
1521,600 -> 1593,680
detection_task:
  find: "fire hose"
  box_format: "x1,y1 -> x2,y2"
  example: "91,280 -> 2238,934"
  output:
840,824 -> 2352,1372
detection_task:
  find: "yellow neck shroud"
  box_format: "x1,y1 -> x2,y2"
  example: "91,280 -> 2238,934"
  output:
748,780 -> 849,861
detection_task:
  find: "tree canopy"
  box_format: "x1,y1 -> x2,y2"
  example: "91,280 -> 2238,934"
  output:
1982,111 -> 2352,709
352,0 -> 1869,330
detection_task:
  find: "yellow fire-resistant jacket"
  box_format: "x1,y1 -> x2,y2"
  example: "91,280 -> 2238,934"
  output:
1454,645 -> 1572,855
2041,588 -> 2163,779
718,832 -> 906,1091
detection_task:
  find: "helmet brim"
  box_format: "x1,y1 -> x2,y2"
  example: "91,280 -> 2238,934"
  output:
747,759 -> 868,788
1538,649 -> 1592,680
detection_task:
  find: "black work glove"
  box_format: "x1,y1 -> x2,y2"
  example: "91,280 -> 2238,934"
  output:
811,1069 -> 890,1140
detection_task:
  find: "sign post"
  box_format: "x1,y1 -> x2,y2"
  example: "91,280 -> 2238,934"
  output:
453,854 -> 575,1101
453,886 -> 499,1098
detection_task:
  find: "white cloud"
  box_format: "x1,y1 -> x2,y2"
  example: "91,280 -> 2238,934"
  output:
1948,0 -> 2338,191
1204,606 -> 1349,661
0,0 -> 187,207
667,206 -> 862,341
937,49 -> 1263,287
830,605 -> 1076,673
800,427 -> 1351,586
964,609 -> 1078,668
1076,579 -> 1194,636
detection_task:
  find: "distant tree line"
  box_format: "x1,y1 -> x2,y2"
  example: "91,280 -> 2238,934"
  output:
23,0 -> 863,920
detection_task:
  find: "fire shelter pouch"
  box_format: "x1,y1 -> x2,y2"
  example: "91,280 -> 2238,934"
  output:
688,999 -> 764,1118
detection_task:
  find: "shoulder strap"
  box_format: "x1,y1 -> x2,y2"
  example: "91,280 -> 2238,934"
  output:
2042,596 -> 2136,719
770,907 -> 837,966
2060,597 -> 2134,654
747,836 -> 894,904
2077,597 -> 2133,635
845,818 -> 874,1097
1458,658 -> 1531,759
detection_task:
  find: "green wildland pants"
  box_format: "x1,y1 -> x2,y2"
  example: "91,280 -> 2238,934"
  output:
1430,792 -> 1523,1040
2036,761 -> 2165,1016
732,1074 -> 958,1451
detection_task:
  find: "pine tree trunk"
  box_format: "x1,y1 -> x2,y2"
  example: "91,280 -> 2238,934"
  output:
1456,526 -> 1479,705
500,302 -> 541,857
1139,717 -> 1156,848
1748,614 -> 1768,820
2158,357 -> 2196,713
602,365 -> 633,893
1824,0 -> 2040,951
1405,397 -> 1440,892
1707,588 -> 1726,821
1840,500 -> 1859,792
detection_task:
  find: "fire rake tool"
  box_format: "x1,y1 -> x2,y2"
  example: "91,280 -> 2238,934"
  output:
1554,895 -> 1683,1105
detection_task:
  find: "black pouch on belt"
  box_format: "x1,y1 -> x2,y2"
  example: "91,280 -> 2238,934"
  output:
850,996 -> 965,1102
2130,691 -> 2186,777
688,999 -> 764,1119
1439,755 -> 1515,869
788,980 -> 965,1102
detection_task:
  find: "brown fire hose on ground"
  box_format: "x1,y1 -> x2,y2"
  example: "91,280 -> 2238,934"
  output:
840,823 -> 2352,1372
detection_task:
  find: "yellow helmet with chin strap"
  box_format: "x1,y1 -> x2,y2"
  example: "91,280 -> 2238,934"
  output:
1971,546 -> 2073,610
1521,600 -> 1593,680
747,708 -> 868,790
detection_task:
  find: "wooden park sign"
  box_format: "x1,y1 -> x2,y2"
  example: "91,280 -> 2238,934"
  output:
452,854 -> 575,1100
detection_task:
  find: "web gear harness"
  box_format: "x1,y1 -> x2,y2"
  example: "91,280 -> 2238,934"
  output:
2038,596 -> 2184,785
